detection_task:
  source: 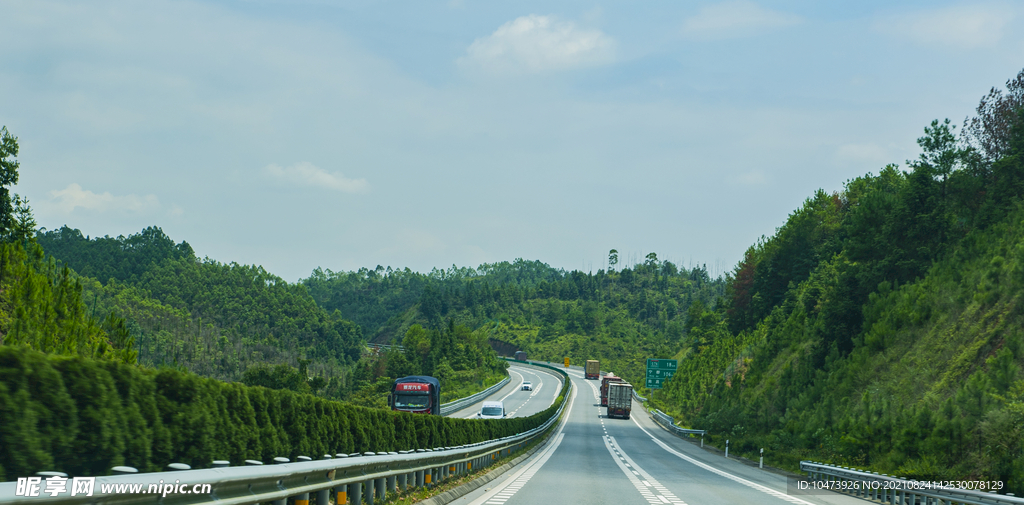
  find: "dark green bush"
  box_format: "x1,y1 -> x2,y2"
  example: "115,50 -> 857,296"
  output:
0,347 -> 567,480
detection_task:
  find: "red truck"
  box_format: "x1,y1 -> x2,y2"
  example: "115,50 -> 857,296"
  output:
389,376 -> 441,415
585,360 -> 600,380
600,373 -> 623,406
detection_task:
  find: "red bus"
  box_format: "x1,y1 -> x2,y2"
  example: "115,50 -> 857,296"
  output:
389,376 -> 441,415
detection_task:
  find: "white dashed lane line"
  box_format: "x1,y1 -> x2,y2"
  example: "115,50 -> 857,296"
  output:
506,367 -> 560,417
604,436 -> 688,505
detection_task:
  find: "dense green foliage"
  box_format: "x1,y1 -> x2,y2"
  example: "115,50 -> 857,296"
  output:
31,226 -> 363,395
346,321 -> 509,408
29,224 -> 511,403
0,242 -> 136,363
303,259 -> 566,341
655,70 -> 1024,492
0,126 -> 33,244
0,126 -> 130,361
37,226 -> 195,284
304,256 -> 726,386
0,347 -> 565,480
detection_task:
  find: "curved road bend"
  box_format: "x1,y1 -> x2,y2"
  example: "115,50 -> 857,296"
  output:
448,370 -> 868,505
449,364 -> 564,419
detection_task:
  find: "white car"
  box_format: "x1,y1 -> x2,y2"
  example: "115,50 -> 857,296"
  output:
477,401 -> 506,419
521,381 -> 533,391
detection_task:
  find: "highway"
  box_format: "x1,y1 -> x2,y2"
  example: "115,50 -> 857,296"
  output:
447,365 -> 866,505
448,364 -> 563,419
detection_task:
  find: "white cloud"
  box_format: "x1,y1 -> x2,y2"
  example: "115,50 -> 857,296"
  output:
265,162 -> 369,193
874,4 -> 1014,49
461,14 -> 615,74
681,1 -> 802,40
47,183 -> 160,214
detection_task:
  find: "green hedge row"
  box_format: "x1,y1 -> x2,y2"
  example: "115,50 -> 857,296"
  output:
0,347 -> 568,481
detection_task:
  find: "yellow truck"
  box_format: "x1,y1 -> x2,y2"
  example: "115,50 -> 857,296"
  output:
585,360 -> 600,379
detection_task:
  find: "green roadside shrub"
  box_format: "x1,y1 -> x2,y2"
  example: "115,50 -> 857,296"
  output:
0,347 -> 568,480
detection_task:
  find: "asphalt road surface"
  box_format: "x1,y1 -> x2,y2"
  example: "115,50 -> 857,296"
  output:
448,364 -> 564,420
447,366 -> 868,505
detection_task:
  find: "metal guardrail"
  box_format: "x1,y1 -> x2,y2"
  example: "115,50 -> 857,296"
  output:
0,364 -> 572,505
439,376 -> 511,415
632,390 -> 647,403
800,461 -> 1022,505
651,409 -> 705,437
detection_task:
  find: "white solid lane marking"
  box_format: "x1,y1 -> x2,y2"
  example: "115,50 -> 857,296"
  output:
505,367 -> 562,417
629,416 -> 816,505
466,381 -> 578,505
604,436 -> 688,505
499,370 -> 526,402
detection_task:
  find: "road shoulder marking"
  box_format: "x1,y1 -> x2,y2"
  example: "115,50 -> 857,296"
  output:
630,416 -> 815,505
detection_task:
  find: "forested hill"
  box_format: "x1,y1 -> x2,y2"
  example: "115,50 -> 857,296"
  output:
303,256 -> 728,383
36,225 -> 195,284
35,226 -> 364,395
656,69 -> 1024,491
31,226 -> 508,403
301,259 -> 567,342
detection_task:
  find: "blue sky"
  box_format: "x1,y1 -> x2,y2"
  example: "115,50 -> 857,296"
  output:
2,0 -> 1022,280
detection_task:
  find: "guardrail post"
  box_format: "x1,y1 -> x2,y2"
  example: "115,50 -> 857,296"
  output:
375,477 -> 386,502
334,485 -> 347,505
387,475 -> 396,494
365,480 -> 375,505
295,492 -> 309,505
350,481 -> 362,505
398,472 -> 407,491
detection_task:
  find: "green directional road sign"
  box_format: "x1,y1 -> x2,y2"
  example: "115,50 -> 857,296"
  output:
645,359 -> 677,389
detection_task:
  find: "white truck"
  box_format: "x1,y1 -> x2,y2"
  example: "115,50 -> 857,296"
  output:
606,382 -> 633,419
